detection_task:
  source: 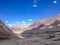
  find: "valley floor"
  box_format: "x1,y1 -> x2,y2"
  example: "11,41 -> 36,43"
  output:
0,36 -> 60,45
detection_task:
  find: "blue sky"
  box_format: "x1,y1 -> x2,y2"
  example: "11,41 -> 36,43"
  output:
0,0 -> 60,26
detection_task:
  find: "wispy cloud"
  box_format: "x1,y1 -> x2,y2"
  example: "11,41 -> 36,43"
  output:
53,1 -> 57,4
6,21 -> 8,23
7,24 -> 13,27
21,21 -> 25,23
7,19 -> 32,27
5,21 -> 9,23
28,19 -> 32,21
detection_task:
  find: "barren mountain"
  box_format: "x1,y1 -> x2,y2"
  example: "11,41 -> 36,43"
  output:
0,20 -> 19,39
28,14 -> 60,29
21,14 -> 60,38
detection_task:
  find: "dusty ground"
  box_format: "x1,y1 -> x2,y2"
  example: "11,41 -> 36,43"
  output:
0,36 -> 60,45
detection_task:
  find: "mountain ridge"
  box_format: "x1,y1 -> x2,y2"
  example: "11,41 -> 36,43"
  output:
0,20 -> 19,39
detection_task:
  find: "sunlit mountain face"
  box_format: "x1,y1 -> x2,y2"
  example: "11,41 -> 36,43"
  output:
0,0 -> 60,27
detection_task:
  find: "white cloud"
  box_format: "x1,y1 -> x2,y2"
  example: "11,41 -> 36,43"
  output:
21,21 -> 25,23
20,21 -> 29,26
33,4 -> 37,7
5,21 -> 8,23
7,24 -> 13,27
28,19 -> 32,21
7,20 -> 30,27
53,1 -> 57,3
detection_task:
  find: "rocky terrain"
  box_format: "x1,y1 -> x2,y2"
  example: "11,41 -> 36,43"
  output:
0,14 -> 60,45
0,20 -> 19,39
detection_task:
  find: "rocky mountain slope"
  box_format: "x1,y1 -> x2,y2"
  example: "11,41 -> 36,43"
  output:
21,14 -> 60,38
0,20 -> 19,39
28,14 -> 60,29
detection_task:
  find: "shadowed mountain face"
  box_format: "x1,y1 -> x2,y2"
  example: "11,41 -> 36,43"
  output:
51,20 -> 60,26
0,20 -> 19,39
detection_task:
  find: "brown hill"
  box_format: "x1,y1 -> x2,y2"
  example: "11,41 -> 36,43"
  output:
28,14 -> 60,29
21,14 -> 60,38
0,20 -> 19,39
